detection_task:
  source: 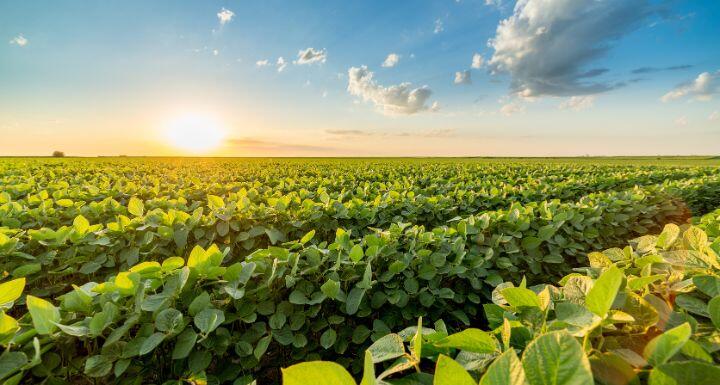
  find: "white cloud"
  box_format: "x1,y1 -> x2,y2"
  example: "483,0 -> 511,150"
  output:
256,59 -> 270,67
9,35 -> 27,47
661,71 -> 719,102
709,111 -> 719,121
674,116 -> 688,127
382,53 -> 400,68
213,49 -> 219,56
488,0 -> 654,97
295,47 -> 327,65
454,70 -> 472,85
434,19 -> 444,34
500,101 -> 525,116
558,96 -> 595,111
276,57 -> 287,72
217,8 -> 235,25
471,53 -> 484,69
347,66 -> 437,115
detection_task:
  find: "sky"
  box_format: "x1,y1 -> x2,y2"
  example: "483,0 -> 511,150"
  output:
1,0 -> 719,157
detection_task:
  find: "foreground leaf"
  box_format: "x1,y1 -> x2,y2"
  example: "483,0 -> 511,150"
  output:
434,355 -> 475,385
522,331 -> 592,385
26,295 -> 60,335
282,361 -> 356,385
643,323 -> 691,367
480,349 -> 528,385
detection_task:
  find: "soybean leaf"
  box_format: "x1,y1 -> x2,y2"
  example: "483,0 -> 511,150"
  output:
648,361 -> 720,385
171,329 -> 197,360
434,355 -> 476,385
521,331 -> 593,385
0,278 -> 25,307
84,355 -> 112,378
139,332 -> 166,355
708,296 -> 720,329
194,309 -> 225,335
367,334 -> 405,364
434,329 -> 498,354
480,349 -> 528,385
585,266 -> 624,317
643,323 -> 691,367
281,361 -> 356,385
128,197 -> 144,217
26,295 -> 60,335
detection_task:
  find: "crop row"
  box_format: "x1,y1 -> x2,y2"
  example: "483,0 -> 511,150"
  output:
2,160 -> 717,234
0,185 -> 719,383
4,173 -> 720,297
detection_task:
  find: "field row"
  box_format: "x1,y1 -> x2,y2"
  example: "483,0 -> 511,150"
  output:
2,160 -> 717,233
0,187 -> 719,383
3,173 -> 720,298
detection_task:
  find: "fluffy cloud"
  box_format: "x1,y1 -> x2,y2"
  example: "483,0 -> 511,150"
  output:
256,59 -> 270,67
347,66 -> 437,115
217,8 -> 235,25
9,35 -> 27,47
382,53 -> 400,68
558,95 -> 595,111
661,71 -> 719,102
471,53 -> 484,69
276,57 -> 287,72
500,101 -> 525,116
295,47 -> 327,65
454,70 -> 472,85
488,0 -> 654,97
434,19 -> 444,34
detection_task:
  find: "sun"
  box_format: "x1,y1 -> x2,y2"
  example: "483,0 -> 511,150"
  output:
164,114 -> 226,153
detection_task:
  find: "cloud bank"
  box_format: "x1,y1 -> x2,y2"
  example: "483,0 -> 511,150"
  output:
661,71 -> 719,102
347,66 -> 437,115
9,35 -> 27,47
295,48 -> 327,65
488,0 -> 655,97
382,53 -> 400,68
454,70 -> 472,85
217,8 -> 235,25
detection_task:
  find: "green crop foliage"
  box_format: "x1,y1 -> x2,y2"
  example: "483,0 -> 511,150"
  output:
282,223 -> 720,385
0,157 -> 718,384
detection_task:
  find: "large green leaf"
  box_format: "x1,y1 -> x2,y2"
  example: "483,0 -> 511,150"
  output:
585,266 -> 624,317
708,296 -> 720,329
282,361 -> 356,385
480,349 -> 528,385
649,361 -> 720,385
84,355 -> 113,377
367,333 -> 405,363
171,329 -> 197,360
434,329 -> 499,354
433,355 -> 476,385
0,278 -> 25,307
643,323 -> 691,367
128,197 -> 144,217
26,295 -> 60,335
194,308 -> 225,335
501,287 -> 541,309
521,331 -> 593,385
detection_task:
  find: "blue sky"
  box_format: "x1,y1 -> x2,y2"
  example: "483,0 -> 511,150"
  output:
1,0 -> 719,156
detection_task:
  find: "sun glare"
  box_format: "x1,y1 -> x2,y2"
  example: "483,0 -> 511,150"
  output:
165,114 -> 225,153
